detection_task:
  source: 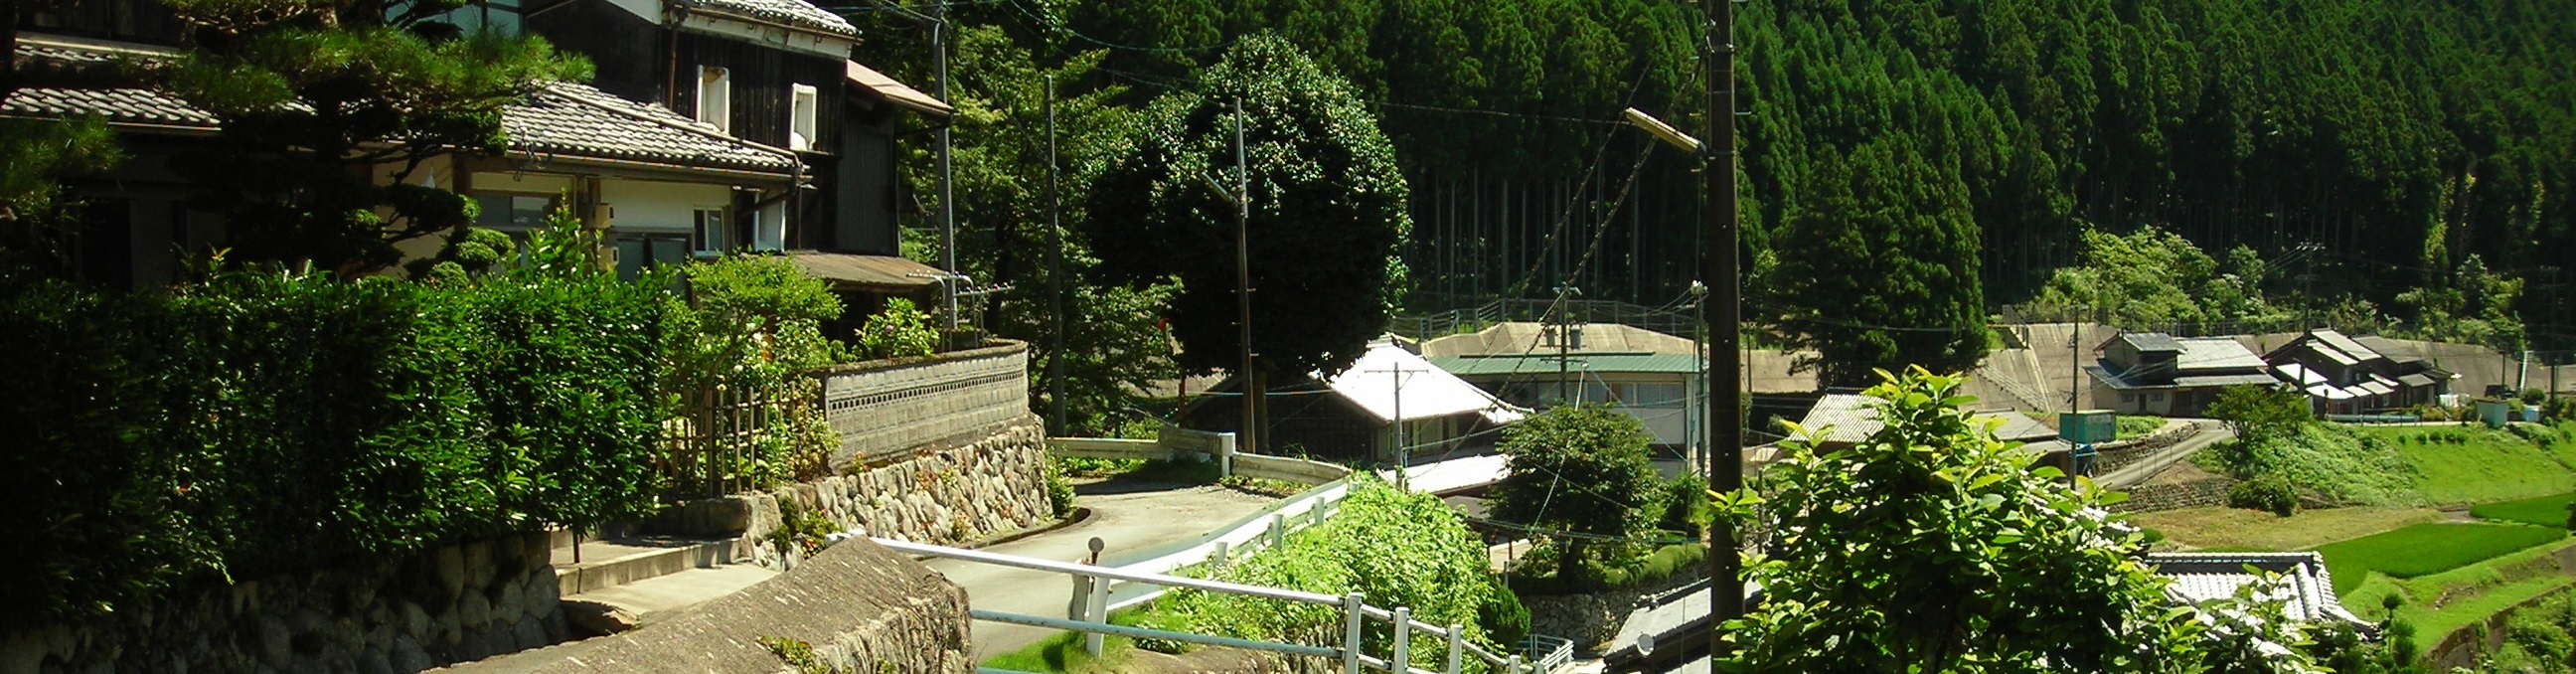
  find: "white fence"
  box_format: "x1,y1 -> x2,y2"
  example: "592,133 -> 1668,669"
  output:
878,538 -> 1547,674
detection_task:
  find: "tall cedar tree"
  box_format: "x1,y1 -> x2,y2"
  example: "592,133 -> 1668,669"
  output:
1083,34 -> 1409,380
152,0 -> 589,275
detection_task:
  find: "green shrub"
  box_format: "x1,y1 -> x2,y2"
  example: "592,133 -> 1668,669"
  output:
855,297 -> 938,361
1479,579 -> 1530,646
2523,388 -> 2550,407
0,270 -> 667,627
1660,474 -> 1711,539
1045,462 -> 1077,519
2228,475 -> 2300,516
1150,476 -> 1507,664
2223,424 -> 2421,506
2115,415 -> 2165,440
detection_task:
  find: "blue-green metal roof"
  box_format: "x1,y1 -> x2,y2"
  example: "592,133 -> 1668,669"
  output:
1428,353 -> 1704,377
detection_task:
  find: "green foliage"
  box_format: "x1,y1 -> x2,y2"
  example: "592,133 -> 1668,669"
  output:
1762,139 -> 1990,387
2317,523 -> 2570,595
2369,425 -> 2576,506
756,635 -> 833,674
1660,473 -> 1711,539
1478,578 -> 1530,647
0,117 -> 124,275
154,0 -> 592,274
2028,227 -> 2281,327
2466,493 -> 2576,529
2521,389 -> 2550,407
520,202 -> 608,279
1045,462 -> 1077,520
2116,416 -> 2167,440
1150,476 -> 1505,667
768,498 -> 839,559
1083,34 -> 1410,382
2393,254 -> 2524,353
1722,367 -> 2322,673
2219,424 -> 2422,507
2207,385 -> 2314,449
0,270 -> 665,627
1491,404 -> 1662,579
854,297 -> 937,362
2229,475 -> 2301,517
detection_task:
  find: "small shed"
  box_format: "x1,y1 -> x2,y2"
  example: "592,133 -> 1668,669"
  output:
1182,340 -> 1528,463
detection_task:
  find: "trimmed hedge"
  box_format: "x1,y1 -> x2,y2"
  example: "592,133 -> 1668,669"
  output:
0,271 -> 666,627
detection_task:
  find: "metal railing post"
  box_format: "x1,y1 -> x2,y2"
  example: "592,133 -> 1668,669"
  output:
1084,570 -> 1110,656
1508,655 -> 1523,673
1343,592 -> 1366,674
1210,541 -> 1229,567
1391,606 -> 1410,672
1269,514 -> 1287,549
1445,623 -> 1462,674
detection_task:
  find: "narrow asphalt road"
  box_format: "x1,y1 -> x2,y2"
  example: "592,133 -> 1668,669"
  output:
922,479 -> 1276,661
2096,420 -> 2234,489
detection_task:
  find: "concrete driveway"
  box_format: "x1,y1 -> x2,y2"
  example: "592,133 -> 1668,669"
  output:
922,479 -> 1277,661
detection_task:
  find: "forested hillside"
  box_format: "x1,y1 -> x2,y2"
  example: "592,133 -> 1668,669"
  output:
847,0 -> 2576,351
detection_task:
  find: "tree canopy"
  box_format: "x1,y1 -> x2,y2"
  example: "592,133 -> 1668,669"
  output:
1491,403 -> 1662,579
1082,34 -> 1410,379
1725,368 -> 2328,672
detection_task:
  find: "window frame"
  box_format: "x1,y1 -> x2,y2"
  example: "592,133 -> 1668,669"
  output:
692,207 -> 729,255
788,84 -> 819,151
697,66 -> 731,132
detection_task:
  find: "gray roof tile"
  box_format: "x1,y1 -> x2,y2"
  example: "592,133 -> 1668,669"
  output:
504,82 -> 796,173
674,0 -> 856,37
2,86 -> 219,127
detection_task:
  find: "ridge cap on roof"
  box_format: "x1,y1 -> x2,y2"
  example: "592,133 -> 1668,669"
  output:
534,81 -> 796,163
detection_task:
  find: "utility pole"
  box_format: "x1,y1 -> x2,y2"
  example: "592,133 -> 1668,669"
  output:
1551,285 -> 1582,405
932,0 -> 958,333
1702,0 -> 1745,630
1204,98 -> 1257,455
1365,364 -> 1426,489
1046,76 -> 1066,434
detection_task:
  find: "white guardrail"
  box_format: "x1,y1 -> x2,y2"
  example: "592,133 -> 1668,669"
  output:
875,538 -> 1548,674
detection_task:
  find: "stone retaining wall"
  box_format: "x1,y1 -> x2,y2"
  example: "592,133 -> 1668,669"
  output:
759,416 -> 1050,561
1520,563 -> 1708,651
2110,476 -> 2239,513
0,533 -> 563,674
2092,422 -> 2202,474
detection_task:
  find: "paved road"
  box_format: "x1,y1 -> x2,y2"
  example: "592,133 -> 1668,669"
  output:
923,480 -> 1275,660
2096,420 -> 2234,489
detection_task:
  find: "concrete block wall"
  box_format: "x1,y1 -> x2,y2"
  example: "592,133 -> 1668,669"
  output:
812,341 -> 1030,468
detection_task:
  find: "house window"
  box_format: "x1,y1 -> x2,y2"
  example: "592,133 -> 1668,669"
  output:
2149,392 -> 2166,403
697,67 -> 731,132
2120,393 -> 2137,404
475,193 -> 559,231
1621,383 -> 1688,408
789,84 -> 819,151
692,208 -> 728,255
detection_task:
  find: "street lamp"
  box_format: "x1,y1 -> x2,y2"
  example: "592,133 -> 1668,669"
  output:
1623,0 -> 1744,639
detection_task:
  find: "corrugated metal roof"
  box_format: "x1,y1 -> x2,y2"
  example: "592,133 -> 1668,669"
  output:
1428,353 -> 1702,376
2398,373 -> 2437,388
787,252 -> 941,290
2306,342 -> 2361,366
2173,373 -> 2286,388
1796,394 -> 2056,444
2175,337 -> 2268,372
846,61 -> 952,117
1330,341 -> 1528,424
2122,333 -> 2184,353
2312,329 -> 2382,362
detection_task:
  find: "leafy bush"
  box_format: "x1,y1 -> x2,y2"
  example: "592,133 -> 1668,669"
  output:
2522,388 -> 2549,407
1045,462 -> 1077,519
2222,424 -> 2422,507
1491,405 -> 1662,580
855,297 -> 938,361
2229,475 -> 2301,516
1660,474 -> 1711,540
1479,579 -> 1530,646
0,270 -> 666,627
1150,476 -> 1507,666
2116,415 -> 2166,440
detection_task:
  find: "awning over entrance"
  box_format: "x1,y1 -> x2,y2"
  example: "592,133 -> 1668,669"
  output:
845,61 -> 953,118
787,252 -> 943,291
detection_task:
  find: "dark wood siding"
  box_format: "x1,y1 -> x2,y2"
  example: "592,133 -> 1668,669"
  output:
524,0 -> 667,103
668,33 -> 843,152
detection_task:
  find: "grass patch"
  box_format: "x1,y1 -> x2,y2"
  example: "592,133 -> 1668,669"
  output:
2474,493 -> 2576,528
2122,506 -> 2442,552
2116,416 -> 2165,440
1054,456 -> 1224,484
2317,523 -> 2569,595
978,609 -> 1151,673
2224,424 -> 2423,506
2360,425 -> 2576,505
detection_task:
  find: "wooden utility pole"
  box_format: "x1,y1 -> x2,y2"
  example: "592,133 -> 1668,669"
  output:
1365,364 -> 1427,488
1046,76 -> 1066,433
1704,0 -> 1746,629
932,0 -> 957,332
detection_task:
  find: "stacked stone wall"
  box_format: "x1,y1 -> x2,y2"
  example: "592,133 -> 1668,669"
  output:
0,533 -> 563,674
761,416 -> 1049,556
1519,563 -> 1709,652
2110,476 -> 2239,513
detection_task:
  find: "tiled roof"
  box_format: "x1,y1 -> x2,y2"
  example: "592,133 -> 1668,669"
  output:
2,86 -> 218,128
674,0 -> 856,37
2147,552 -> 2364,625
502,82 -> 795,173
2312,329 -> 2383,363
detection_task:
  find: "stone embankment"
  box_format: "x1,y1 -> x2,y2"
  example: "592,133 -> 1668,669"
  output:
1,533 -> 564,674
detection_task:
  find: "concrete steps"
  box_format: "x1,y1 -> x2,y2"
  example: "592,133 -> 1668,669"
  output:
565,564 -> 779,626
550,536 -> 739,596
